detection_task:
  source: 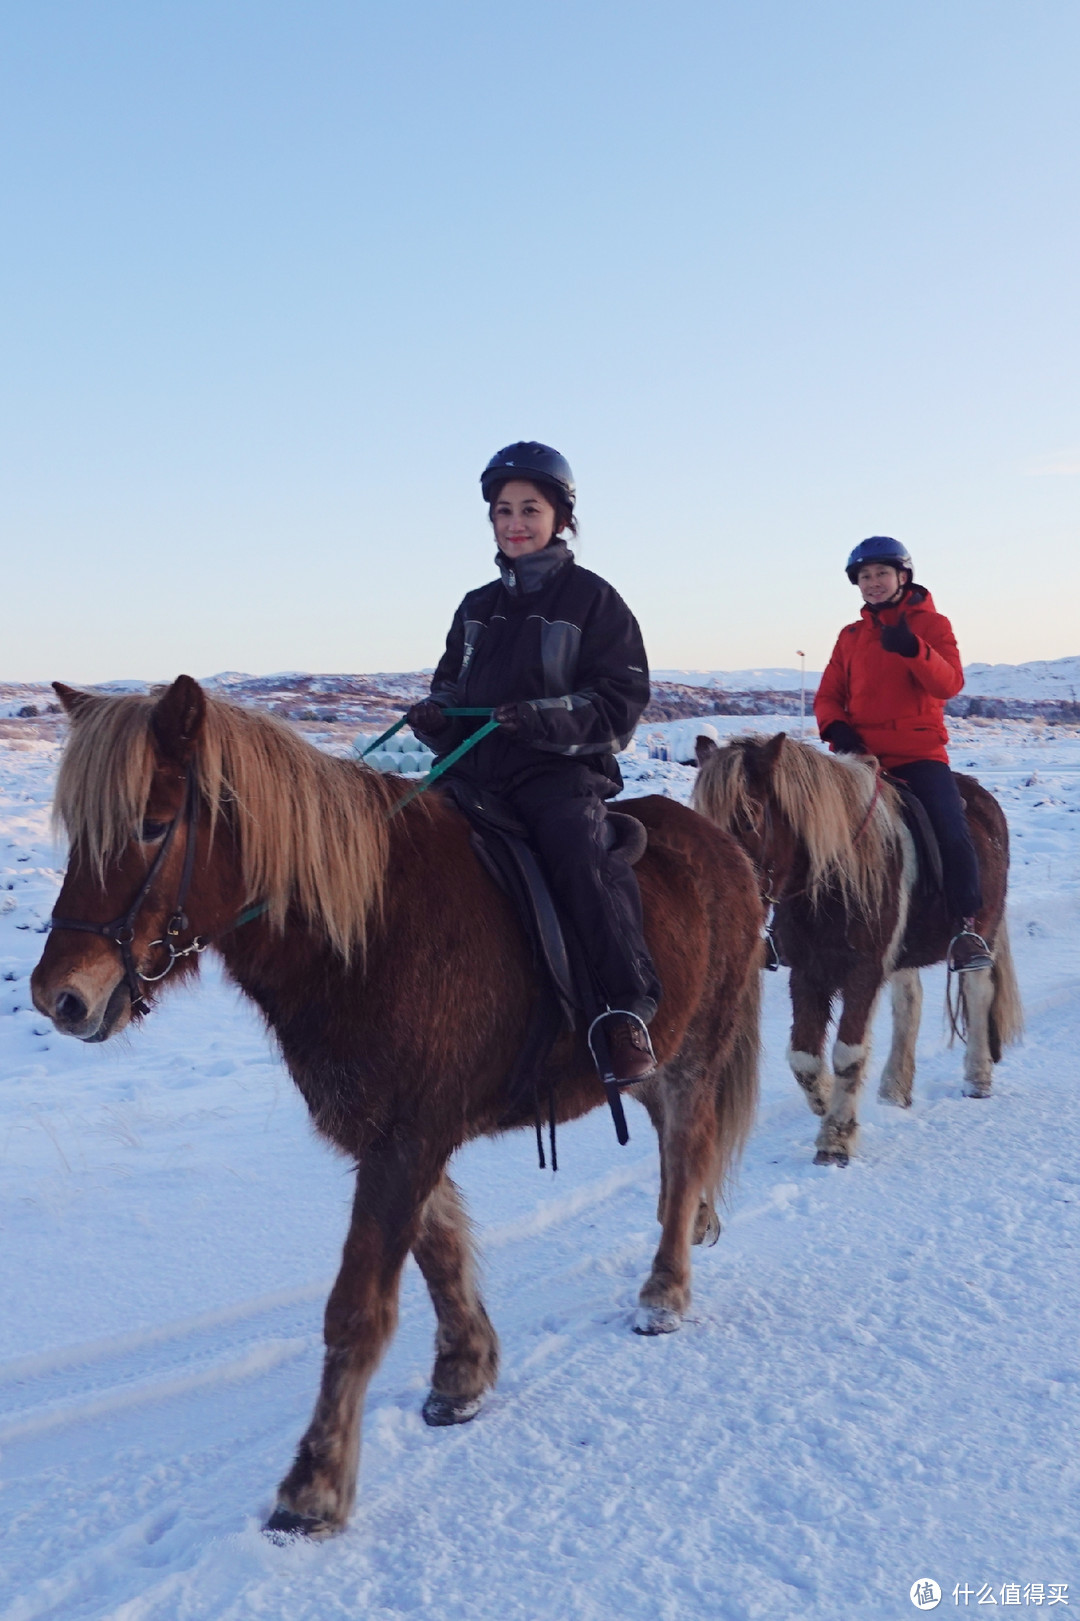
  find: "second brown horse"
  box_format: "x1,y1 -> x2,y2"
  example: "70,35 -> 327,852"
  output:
693,732 -> 1022,1166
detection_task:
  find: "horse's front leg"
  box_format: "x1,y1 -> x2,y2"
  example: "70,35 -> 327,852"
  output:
412,1172 -> 500,1426
787,966 -> 835,1119
878,968 -> 923,1107
266,1143 -> 441,1539
634,1062 -> 717,1335
816,963 -> 883,1166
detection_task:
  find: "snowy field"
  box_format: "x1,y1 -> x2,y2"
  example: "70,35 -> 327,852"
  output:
2,715 -> 1079,1620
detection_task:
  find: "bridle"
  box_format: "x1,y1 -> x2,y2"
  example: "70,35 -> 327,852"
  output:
49,763 -> 210,1016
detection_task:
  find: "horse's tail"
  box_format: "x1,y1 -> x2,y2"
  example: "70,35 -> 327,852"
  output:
988,915 -> 1024,1061
711,943 -> 763,1200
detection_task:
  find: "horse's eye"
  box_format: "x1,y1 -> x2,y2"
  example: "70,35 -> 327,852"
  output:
139,819 -> 169,843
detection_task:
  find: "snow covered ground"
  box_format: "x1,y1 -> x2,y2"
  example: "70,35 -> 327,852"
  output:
1,715 -> 1079,1619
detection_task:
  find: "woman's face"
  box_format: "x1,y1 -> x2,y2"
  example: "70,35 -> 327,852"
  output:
857,563 -> 904,605
491,480 -> 558,558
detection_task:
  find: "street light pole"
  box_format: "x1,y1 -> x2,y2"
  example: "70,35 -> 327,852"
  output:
797,650 -> 806,738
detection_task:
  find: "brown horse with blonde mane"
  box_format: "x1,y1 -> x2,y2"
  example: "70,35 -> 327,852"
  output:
693,733 -> 1021,1165
31,675 -> 764,1539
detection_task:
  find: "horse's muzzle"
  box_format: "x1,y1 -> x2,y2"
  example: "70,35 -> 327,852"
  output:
32,963 -> 133,1042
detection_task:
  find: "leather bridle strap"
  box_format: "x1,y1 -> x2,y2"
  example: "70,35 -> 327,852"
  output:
49,764 -> 199,1015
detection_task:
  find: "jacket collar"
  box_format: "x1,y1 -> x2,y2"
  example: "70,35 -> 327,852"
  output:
496,540 -> 573,598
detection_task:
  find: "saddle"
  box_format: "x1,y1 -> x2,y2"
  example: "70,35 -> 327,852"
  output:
440,778 -> 649,1163
441,778 -> 647,1022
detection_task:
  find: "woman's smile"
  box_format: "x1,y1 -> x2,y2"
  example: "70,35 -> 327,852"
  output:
492,480 -> 558,558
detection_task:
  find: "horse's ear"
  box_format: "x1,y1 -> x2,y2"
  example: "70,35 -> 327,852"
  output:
763,732 -> 787,770
694,735 -> 719,767
151,675 -> 206,763
53,682 -> 105,719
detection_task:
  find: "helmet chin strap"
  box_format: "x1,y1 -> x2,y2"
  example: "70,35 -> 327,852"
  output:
865,574 -> 910,613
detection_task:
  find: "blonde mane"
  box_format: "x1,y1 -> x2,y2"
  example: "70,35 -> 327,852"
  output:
53,692 -> 401,962
692,735 -> 903,914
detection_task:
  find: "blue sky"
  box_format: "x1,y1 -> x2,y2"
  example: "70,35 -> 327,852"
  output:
3,0 -> 1078,684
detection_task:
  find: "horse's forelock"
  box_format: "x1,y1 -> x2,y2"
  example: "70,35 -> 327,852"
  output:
691,737 -> 756,832
53,694 -> 159,881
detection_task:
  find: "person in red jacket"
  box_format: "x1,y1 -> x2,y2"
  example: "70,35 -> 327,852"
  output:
814,536 -> 992,971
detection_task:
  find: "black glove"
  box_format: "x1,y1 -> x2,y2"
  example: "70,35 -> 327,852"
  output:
494,701 -> 529,734
405,700 -> 450,737
822,720 -> 869,755
880,613 -> 919,658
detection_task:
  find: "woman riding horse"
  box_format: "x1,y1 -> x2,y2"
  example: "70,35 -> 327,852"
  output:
405,440 -> 660,1084
814,536 -> 992,972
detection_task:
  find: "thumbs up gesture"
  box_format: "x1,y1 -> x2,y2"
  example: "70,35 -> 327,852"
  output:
880,612 -> 919,658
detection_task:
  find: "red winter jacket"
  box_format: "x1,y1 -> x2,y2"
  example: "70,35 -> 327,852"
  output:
814,585 -> 964,769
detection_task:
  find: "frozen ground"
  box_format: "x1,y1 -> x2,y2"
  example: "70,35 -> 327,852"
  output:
1,715 -> 1078,1619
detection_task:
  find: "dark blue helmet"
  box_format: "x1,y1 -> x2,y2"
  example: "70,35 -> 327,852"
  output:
480,442 -> 576,508
845,536 -> 913,584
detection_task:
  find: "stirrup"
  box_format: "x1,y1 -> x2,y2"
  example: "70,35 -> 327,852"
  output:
587,1010 -> 657,1149
947,927 -> 994,973
587,1009 -> 657,1076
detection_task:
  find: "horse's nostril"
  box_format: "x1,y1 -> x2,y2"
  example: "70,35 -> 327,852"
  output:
55,990 -> 88,1025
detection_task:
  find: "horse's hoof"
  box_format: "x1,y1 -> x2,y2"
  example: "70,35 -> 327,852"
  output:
633,1305 -> 681,1335
813,1148 -> 849,1167
263,1506 -> 337,1541
422,1391 -> 484,1427
878,1090 -> 911,1109
963,1083 -> 992,1099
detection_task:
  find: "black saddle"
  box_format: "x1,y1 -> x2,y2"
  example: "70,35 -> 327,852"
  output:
883,774 -> 945,896
440,778 -> 649,1163
441,779 -> 647,1022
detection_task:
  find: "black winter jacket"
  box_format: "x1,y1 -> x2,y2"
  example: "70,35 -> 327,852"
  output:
419,543 -> 650,794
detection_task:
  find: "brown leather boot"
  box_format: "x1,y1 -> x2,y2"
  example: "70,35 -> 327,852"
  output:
603,1015 -> 658,1084
949,923 -> 994,973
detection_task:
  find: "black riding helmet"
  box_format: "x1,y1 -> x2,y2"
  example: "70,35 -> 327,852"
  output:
480,441 -> 576,509
845,536 -> 913,584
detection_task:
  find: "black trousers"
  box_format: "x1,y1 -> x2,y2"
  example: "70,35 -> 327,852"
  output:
889,758 -> 983,919
503,767 -> 662,1023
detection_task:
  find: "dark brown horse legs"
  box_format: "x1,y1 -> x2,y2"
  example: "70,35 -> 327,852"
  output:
817,964 -> 884,1164
787,967 -> 835,1120
267,1144 -> 441,1538
788,963 -> 884,1166
412,1172 -> 500,1425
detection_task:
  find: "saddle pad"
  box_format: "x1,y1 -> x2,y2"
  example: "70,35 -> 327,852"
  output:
884,775 -> 945,896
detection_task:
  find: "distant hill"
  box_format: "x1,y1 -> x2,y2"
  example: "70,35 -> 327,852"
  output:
4,655 -> 1080,725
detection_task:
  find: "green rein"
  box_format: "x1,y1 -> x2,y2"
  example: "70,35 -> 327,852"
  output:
361,707 -> 500,819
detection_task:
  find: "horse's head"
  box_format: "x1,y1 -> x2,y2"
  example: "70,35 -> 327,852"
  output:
31,675 -> 243,1042
692,733 -> 799,893
695,731 -> 895,913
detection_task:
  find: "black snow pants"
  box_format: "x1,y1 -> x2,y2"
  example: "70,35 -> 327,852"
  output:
889,758 -> 983,920
502,766 -> 662,1024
